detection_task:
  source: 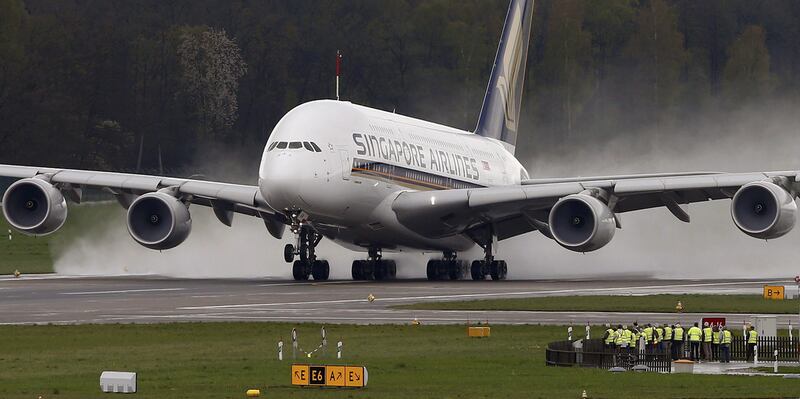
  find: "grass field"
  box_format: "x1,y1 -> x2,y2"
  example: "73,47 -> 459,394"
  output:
396,294 -> 800,314
0,202 -> 118,275
1,323 -> 799,399
754,366 -> 800,374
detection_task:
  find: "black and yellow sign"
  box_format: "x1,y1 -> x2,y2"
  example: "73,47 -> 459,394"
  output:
291,364 -> 368,388
763,285 -> 785,300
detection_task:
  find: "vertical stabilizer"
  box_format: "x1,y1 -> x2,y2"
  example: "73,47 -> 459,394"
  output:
474,0 -> 534,153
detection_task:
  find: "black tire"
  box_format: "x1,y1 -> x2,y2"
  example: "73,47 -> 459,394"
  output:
497,260 -> 508,280
385,260 -> 397,279
293,260 -> 310,280
448,261 -> 460,280
312,260 -> 330,281
490,260 -> 500,280
471,261 -> 485,280
362,260 -> 375,280
351,260 -> 363,280
284,244 -> 295,263
426,260 -> 437,280
374,260 -> 386,280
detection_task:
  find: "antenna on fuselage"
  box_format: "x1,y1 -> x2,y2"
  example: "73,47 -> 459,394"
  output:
335,50 -> 343,101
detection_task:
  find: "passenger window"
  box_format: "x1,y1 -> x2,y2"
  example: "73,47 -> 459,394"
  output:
267,142 -> 278,151
288,141 -> 302,149
276,142 -> 288,149
310,142 -> 322,152
303,142 -> 314,152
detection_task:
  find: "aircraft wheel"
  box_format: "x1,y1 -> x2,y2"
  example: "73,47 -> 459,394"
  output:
490,260 -> 508,280
426,260 -> 437,281
284,244 -> 295,263
471,261 -> 485,280
448,261 -> 461,280
293,260 -> 310,280
312,260 -> 330,281
351,260 -> 363,280
384,260 -> 397,279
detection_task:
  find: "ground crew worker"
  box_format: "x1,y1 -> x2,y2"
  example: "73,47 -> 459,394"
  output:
663,324 -> 673,354
720,326 -> 732,363
746,325 -> 758,362
654,324 -> 664,352
615,324 -> 627,352
603,323 -> 617,351
672,323 -> 685,360
623,325 -> 633,353
688,322 -> 702,361
702,322 -> 713,361
711,325 -> 721,361
643,324 -> 653,352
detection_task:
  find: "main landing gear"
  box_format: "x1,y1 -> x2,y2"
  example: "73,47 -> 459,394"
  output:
284,224 -> 329,281
426,251 -> 468,281
470,241 -> 507,280
352,248 -> 396,281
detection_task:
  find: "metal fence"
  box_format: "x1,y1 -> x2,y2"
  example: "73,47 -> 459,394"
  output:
545,339 -> 672,373
546,336 -> 799,371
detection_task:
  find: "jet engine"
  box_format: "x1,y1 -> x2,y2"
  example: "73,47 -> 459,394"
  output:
731,181 -> 796,239
127,192 -> 192,250
548,194 -> 616,252
2,178 -> 68,235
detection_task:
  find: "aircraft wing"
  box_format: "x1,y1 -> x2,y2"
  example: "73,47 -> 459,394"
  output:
0,164 -> 287,238
392,170 -> 800,247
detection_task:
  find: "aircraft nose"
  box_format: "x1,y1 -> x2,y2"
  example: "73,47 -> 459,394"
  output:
260,154 -> 301,211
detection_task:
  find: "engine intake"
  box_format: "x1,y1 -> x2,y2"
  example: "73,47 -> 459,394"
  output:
2,178 -> 68,235
127,192 -> 192,250
731,181 -> 796,239
548,194 -> 616,252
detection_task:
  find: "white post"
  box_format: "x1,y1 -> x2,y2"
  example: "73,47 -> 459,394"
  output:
585,324 -> 591,340
754,344 -> 758,365
7,229 -> 10,241
774,349 -> 778,373
568,326 -> 573,341
321,326 -> 327,354
278,341 -> 283,361
337,341 -> 343,359
292,328 -> 298,360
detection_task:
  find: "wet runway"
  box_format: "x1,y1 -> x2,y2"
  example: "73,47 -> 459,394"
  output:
0,274 -> 796,326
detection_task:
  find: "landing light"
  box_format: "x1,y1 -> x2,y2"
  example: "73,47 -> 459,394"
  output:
430,196 -> 436,206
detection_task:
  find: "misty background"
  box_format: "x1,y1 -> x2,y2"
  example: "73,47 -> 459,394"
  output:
3,0 -> 800,278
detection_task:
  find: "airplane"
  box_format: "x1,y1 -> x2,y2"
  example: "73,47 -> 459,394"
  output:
1,0 -> 797,282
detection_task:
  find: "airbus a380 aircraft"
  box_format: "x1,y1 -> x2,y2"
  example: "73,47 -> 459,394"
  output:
1,0 -> 797,281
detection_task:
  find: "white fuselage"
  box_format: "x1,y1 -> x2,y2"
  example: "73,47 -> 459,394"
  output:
258,100 -> 528,253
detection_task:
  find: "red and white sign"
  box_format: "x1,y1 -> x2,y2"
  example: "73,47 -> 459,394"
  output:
702,317 -> 726,327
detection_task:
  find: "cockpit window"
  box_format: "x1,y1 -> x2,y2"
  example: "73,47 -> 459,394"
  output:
267,142 -> 278,151
288,141 -> 302,149
310,142 -> 322,152
303,142 -> 314,152
276,142 -> 288,149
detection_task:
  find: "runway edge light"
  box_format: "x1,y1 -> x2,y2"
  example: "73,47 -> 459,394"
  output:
246,389 -> 261,397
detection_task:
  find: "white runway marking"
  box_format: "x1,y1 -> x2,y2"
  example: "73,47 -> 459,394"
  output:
257,280 -> 369,287
179,280 -> 785,310
61,288 -> 187,295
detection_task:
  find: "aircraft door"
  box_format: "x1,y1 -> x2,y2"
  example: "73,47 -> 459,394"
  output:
339,150 -> 351,180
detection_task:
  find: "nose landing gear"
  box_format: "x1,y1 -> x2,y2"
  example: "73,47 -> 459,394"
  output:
351,248 -> 396,281
284,221 -> 329,281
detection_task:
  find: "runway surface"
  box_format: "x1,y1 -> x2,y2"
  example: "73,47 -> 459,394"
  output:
0,275 -> 797,326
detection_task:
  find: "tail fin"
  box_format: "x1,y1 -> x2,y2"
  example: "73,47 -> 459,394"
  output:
474,0 -> 534,153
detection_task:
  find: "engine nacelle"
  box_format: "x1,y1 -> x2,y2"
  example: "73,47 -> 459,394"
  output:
548,194 -> 616,252
731,181 -> 796,239
126,192 -> 192,250
2,178 -> 68,235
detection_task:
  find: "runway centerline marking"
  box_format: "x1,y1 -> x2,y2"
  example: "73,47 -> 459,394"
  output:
61,288 -> 187,295
178,280 -> 785,310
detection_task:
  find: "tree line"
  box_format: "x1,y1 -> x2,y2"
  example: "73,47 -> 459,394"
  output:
1,0 -> 798,179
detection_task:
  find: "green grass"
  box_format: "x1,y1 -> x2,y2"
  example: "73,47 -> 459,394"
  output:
0,202 -> 119,275
1,323 -> 799,399
396,294 -> 800,314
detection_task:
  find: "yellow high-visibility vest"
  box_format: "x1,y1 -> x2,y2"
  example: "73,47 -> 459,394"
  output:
722,330 -> 732,344
712,331 -> 720,344
655,328 -> 664,343
703,327 -> 713,342
688,327 -> 702,342
722,330 -> 733,345
631,331 -> 639,348
673,327 -> 684,341
643,327 -> 653,343
664,326 -> 673,340
748,330 -> 758,344
615,329 -> 626,345
605,328 -> 617,345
